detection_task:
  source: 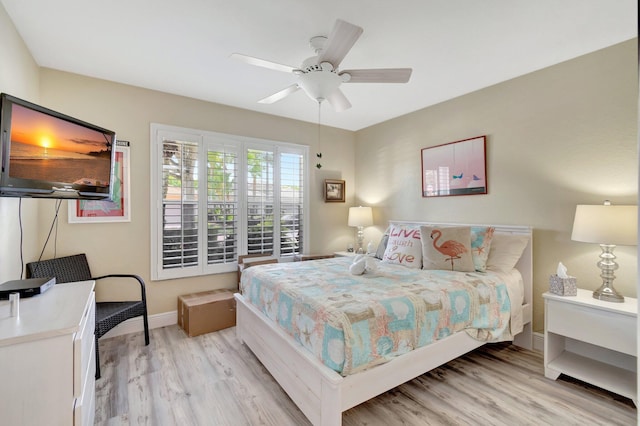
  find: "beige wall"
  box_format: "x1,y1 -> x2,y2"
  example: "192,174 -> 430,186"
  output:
0,3 -> 41,283
37,70 -> 355,314
355,40 -> 638,333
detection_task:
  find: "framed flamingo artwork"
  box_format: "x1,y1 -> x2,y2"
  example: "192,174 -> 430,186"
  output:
421,135 -> 487,197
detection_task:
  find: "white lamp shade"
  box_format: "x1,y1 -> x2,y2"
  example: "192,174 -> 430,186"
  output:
571,204 -> 638,246
348,206 -> 373,227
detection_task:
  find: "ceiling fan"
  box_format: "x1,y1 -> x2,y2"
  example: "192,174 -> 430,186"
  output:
231,19 -> 412,112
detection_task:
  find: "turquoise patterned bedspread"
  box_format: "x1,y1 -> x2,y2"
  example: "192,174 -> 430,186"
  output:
241,257 -> 514,376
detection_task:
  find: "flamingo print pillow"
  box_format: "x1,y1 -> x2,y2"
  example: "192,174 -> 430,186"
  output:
381,225 -> 423,269
420,226 -> 475,272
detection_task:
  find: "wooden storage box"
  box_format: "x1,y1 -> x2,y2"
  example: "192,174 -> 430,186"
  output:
178,290 -> 236,337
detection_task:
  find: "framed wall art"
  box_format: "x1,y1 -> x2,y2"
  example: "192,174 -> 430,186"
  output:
421,135 -> 487,197
324,179 -> 345,202
68,140 -> 131,223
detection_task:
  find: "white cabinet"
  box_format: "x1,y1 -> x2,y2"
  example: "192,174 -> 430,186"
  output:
0,280 -> 96,425
543,289 -> 637,404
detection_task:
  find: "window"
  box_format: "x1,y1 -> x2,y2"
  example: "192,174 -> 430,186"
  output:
150,124 -> 308,280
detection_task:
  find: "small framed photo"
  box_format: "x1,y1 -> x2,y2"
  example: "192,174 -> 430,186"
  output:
324,179 -> 345,203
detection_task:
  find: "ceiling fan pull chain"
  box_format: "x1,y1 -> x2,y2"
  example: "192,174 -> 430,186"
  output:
316,100 -> 322,169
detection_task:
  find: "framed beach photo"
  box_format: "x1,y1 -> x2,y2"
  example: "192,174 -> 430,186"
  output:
68,140 -> 131,223
421,136 -> 487,197
324,179 -> 345,202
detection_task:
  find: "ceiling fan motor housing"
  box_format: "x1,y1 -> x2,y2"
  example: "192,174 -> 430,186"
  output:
301,56 -> 334,72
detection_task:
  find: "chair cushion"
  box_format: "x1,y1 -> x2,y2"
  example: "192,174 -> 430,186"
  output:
95,301 -> 146,339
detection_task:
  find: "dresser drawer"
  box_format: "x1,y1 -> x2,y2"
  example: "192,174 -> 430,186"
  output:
546,298 -> 636,356
74,355 -> 96,426
74,291 -> 96,398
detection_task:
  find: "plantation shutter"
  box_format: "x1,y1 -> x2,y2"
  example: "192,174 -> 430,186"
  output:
161,139 -> 199,270
206,145 -> 238,265
280,151 -> 304,257
246,148 -> 274,254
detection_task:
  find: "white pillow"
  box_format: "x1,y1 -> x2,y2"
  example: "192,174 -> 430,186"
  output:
486,233 -> 530,272
381,225 -> 422,269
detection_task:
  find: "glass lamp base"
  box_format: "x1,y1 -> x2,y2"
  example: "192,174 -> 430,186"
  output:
592,284 -> 624,303
592,244 -> 624,303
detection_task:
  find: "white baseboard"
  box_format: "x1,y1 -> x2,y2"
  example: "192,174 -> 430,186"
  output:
101,310 -> 178,340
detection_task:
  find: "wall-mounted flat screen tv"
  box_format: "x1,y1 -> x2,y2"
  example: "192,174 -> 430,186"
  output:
0,93 -> 116,200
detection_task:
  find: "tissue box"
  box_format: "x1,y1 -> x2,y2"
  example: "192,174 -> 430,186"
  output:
549,274 -> 577,296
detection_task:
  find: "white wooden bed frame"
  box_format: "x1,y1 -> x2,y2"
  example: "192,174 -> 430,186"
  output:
235,223 -> 533,426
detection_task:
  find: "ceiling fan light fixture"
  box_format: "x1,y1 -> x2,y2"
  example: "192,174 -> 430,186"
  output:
297,71 -> 342,102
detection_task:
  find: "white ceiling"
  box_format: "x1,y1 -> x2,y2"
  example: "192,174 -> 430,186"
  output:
1,0 -> 636,131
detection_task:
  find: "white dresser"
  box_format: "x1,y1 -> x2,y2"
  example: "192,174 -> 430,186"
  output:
544,289 -> 637,404
0,280 -> 96,425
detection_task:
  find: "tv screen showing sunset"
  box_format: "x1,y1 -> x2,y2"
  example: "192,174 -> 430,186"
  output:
9,103 -> 112,186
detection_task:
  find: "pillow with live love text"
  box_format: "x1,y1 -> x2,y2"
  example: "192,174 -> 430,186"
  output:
381,225 -> 422,269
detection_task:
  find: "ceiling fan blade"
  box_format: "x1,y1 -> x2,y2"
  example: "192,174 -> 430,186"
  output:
326,88 -> 352,112
318,19 -> 363,68
258,84 -> 300,104
231,53 -> 296,74
340,68 -> 412,83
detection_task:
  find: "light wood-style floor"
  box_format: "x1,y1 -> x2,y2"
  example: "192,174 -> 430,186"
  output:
95,325 -> 636,425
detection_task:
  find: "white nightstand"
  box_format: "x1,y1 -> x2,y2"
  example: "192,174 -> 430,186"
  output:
334,251 -> 357,257
543,289 -> 637,404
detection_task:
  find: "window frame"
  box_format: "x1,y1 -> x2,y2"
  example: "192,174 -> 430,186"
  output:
150,123 -> 309,280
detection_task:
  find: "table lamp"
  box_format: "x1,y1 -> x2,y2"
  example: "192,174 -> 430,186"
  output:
348,206 -> 373,254
571,201 -> 637,302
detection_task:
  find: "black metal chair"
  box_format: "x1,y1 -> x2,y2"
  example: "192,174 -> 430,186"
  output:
26,254 -> 150,379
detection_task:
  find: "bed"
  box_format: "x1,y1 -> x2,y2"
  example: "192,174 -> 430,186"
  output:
235,222 -> 533,426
